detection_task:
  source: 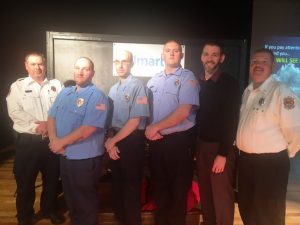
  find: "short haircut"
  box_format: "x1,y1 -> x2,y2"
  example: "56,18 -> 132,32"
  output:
25,52 -> 46,62
75,57 -> 95,71
163,39 -> 183,52
202,41 -> 224,55
252,48 -> 275,62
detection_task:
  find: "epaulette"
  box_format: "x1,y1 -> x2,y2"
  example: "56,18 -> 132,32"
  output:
17,78 -> 25,81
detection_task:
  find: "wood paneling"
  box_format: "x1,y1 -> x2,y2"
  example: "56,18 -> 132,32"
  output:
1,147 -> 299,225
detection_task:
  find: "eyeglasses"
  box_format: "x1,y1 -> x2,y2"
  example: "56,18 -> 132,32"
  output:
113,60 -> 131,65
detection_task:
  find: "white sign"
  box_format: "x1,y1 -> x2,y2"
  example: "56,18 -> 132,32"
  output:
113,42 -> 185,77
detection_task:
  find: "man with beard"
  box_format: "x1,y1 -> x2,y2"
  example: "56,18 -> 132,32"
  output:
236,48 -> 300,225
195,42 -> 240,225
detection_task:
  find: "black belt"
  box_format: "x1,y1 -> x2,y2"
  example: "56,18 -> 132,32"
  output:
17,132 -> 49,140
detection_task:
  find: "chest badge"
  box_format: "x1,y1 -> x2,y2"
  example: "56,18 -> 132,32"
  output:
258,97 -> 265,106
76,98 -> 85,107
174,79 -> 180,86
124,94 -> 130,102
51,86 -> 56,92
283,96 -> 295,110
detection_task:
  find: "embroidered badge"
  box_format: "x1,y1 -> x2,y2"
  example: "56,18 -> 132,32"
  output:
258,97 -> 265,106
76,98 -> 84,107
283,96 -> 295,110
136,96 -> 148,105
189,79 -> 198,87
124,94 -> 130,102
174,79 -> 180,86
51,86 -> 56,92
96,103 -> 106,111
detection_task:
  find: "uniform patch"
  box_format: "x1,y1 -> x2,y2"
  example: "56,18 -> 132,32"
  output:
51,86 -> 56,92
124,94 -> 130,102
188,79 -> 198,87
174,79 -> 180,86
136,96 -> 148,105
96,103 -> 106,111
258,97 -> 265,106
76,98 -> 84,107
283,96 -> 295,110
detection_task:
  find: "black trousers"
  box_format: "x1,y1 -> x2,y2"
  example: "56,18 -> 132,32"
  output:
60,155 -> 103,225
110,130 -> 145,225
148,128 -> 195,225
196,139 -> 237,225
14,133 -> 60,222
237,150 -> 290,225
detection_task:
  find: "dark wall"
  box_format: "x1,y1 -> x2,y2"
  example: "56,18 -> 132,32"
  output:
0,2 -> 253,148
251,0 -> 300,51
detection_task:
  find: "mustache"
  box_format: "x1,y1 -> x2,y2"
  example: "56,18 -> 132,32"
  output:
204,61 -> 215,65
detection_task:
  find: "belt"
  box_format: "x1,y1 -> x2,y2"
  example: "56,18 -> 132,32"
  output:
17,132 -> 49,140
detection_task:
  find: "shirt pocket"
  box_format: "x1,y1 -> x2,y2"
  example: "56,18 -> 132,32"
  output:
63,100 -> 86,128
22,92 -> 39,112
48,90 -> 58,104
164,85 -> 179,106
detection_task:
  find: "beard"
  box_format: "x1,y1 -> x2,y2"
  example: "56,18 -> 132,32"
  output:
204,62 -> 219,74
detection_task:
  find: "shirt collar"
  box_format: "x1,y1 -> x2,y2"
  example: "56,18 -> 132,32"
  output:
75,82 -> 94,94
25,75 -> 49,87
200,69 -> 222,82
117,74 -> 133,89
159,66 -> 182,77
247,75 -> 274,94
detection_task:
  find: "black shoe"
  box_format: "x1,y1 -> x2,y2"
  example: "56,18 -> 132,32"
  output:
42,212 -> 64,224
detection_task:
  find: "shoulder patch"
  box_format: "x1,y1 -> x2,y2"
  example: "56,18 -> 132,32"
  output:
283,96 -> 295,110
96,103 -> 106,111
188,79 -> 198,87
136,96 -> 148,105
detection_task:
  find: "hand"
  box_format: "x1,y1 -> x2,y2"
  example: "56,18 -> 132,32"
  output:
150,132 -> 163,140
107,146 -> 120,160
35,121 -> 47,136
105,137 -> 116,151
49,138 -> 65,154
212,155 -> 226,174
145,124 -> 163,140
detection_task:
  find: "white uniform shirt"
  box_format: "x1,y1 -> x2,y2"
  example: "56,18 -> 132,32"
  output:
6,76 -> 62,134
236,76 -> 300,157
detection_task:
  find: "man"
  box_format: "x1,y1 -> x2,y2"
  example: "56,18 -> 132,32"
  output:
47,57 -> 109,225
195,42 -> 240,225
145,40 -> 200,225
236,48 -> 300,225
105,49 -> 150,225
6,52 -> 63,225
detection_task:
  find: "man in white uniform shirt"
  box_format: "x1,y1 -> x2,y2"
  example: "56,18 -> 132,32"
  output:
6,52 -> 63,225
236,48 -> 300,225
